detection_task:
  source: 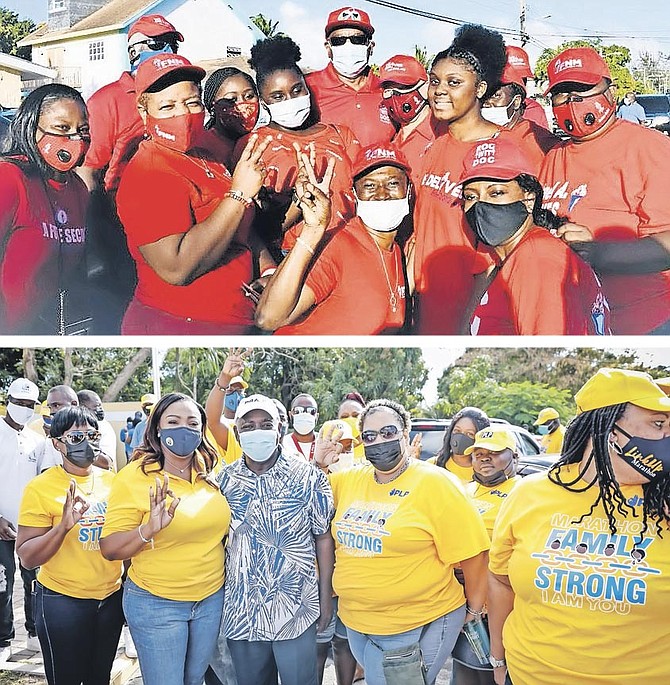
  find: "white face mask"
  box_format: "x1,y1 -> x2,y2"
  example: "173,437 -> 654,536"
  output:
254,102 -> 272,130
239,429 -> 279,463
356,196 -> 410,232
482,105 -> 512,126
267,94 -> 311,129
330,43 -> 369,78
293,412 -> 317,435
6,402 -> 35,426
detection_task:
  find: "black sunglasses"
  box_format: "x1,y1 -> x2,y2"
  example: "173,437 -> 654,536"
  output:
360,425 -> 400,444
293,406 -> 318,416
57,430 -> 101,446
329,35 -> 369,47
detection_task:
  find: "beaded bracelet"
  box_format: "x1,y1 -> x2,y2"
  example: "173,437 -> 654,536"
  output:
465,605 -> 485,617
224,190 -> 253,207
215,377 -> 229,393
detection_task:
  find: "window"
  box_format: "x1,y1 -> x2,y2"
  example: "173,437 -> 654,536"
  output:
89,41 -> 104,61
226,46 -> 242,58
50,0 -> 66,10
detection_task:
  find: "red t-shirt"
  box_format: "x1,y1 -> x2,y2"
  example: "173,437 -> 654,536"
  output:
116,140 -> 254,327
276,217 -> 406,335
198,127 -> 236,171
84,72 -> 145,192
392,110 -> 440,187
471,227 -> 611,335
539,118 -> 670,334
412,130 -> 506,334
505,118 -> 560,173
0,160 -> 88,333
524,98 -> 550,130
306,63 -> 397,147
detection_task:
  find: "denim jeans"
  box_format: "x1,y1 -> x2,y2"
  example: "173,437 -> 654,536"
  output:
346,604 -> 466,685
34,582 -> 124,685
0,539 -> 36,644
227,622 -> 318,685
123,578 -> 224,685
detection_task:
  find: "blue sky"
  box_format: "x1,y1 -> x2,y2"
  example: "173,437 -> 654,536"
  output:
7,0 -> 670,72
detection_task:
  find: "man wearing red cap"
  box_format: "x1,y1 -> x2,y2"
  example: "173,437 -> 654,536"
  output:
379,55 -> 440,183
255,143 -> 410,334
539,46 -> 670,335
505,45 -> 549,129
115,55 -> 272,334
306,7 -> 396,147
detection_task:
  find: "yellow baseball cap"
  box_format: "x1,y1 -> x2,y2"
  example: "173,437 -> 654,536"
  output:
464,426 -> 517,455
575,368 -> 670,413
655,377 -> 670,396
534,407 -> 560,425
140,393 -> 158,406
321,419 -> 355,442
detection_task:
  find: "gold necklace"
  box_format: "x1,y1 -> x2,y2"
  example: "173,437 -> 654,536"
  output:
163,454 -> 194,474
372,238 -> 399,313
188,152 -> 216,179
374,457 -> 409,484
75,470 -> 95,496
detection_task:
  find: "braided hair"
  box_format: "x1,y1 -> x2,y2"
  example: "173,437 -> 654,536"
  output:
516,173 -> 568,232
203,67 -> 257,112
432,24 -> 507,100
548,403 -> 670,540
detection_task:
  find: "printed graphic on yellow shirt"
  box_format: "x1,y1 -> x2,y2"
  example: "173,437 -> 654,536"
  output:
531,500 -> 658,615
335,499 -> 401,557
76,501 -> 107,550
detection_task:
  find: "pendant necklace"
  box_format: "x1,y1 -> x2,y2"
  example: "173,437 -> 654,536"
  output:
164,455 -> 194,474
373,238 -> 399,313
75,469 -> 95,496
374,457 -> 409,484
188,152 -> 216,179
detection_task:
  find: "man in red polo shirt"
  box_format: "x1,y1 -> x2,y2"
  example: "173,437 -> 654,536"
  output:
505,45 -> 549,129
306,7 -> 396,147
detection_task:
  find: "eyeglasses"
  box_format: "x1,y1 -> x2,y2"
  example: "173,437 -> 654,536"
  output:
292,406 -> 317,416
329,35 -> 369,47
57,430 -> 101,445
360,425 -> 400,444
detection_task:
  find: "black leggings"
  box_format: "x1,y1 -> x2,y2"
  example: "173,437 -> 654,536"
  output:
35,583 -> 124,685
451,662 -> 513,685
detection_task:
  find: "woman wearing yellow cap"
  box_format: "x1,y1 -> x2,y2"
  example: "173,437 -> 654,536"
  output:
488,368 -> 670,685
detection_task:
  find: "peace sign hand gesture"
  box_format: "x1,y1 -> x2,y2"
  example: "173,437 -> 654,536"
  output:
293,143 -> 333,231
230,134 -> 272,200
217,348 -> 251,389
144,475 -> 180,538
314,424 -> 344,470
61,480 -> 90,532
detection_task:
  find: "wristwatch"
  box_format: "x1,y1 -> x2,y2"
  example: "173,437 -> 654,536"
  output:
490,656 -> 506,668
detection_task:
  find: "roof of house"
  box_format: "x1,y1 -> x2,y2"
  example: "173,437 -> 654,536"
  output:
0,52 -> 57,79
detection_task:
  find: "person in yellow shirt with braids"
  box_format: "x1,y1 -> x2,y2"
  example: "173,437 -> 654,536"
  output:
533,407 -> 565,455
100,392 -> 231,685
488,369 -> 670,685
17,405 -> 124,685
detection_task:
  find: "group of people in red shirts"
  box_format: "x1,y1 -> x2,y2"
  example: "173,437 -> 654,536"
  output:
1,6 -> 669,335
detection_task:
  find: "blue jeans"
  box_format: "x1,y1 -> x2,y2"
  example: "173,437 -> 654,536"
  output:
346,604 -> 466,685
123,579 -> 224,685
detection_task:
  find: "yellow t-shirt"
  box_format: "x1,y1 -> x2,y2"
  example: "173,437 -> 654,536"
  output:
540,424 -> 565,454
466,476 -> 521,538
207,426 -> 242,478
489,464 -> 670,685
428,455 -> 474,484
330,459 -> 489,634
101,460 -> 231,601
19,466 -> 123,600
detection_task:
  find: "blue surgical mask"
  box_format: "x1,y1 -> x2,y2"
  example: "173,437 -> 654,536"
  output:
224,391 -> 244,413
159,426 -> 202,457
537,425 -> 550,435
239,429 -> 279,463
130,44 -> 175,73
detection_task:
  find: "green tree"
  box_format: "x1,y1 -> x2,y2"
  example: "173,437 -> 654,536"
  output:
250,13 -> 280,38
414,45 -> 434,70
0,8 -> 35,60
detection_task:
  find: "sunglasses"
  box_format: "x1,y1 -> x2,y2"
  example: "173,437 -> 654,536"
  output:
128,39 -> 172,61
329,35 -> 369,47
292,406 -> 317,416
57,430 -> 101,445
360,425 -> 400,444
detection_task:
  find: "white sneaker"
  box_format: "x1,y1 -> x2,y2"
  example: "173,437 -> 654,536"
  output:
122,626 -> 137,659
27,634 -> 41,652
0,645 -> 12,664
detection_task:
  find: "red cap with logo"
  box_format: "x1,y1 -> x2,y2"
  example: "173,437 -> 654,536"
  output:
506,46 -> 533,80
379,55 -> 427,87
459,137 -> 536,185
352,143 -> 411,179
135,54 -> 205,98
500,62 -> 526,90
325,7 -> 374,37
129,14 -> 184,42
544,47 -> 611,95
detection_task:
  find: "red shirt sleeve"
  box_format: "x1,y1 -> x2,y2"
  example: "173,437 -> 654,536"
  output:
83,87 -> 117,170
0,162 -> 21,237
305,244 -> 340,304
632,131 -> 670,238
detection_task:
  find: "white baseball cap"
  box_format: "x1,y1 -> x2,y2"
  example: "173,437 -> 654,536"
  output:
7,378 -> 39,402
235,394 -> 280,422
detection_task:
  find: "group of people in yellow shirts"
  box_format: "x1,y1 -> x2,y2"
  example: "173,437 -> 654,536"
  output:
11,362 -> 670,685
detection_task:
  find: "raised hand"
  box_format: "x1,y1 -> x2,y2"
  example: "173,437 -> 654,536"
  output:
217,348 -> 251,388
409,433 -> 422,460
314,424 -> 344,469
61,480 -> 90,532
230,134 -> 272,200
294,142 -> 333,230
145,475 -> 181,537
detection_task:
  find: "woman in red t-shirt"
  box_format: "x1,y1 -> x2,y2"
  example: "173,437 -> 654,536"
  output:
460,137 -> 611,336
0,84 -> 91,334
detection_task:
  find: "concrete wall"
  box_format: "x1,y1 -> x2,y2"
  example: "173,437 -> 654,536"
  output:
48,0 -> 108,31
0,68 -> 22,108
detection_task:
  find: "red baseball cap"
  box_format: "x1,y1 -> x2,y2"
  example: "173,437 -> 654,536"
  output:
129,14 -> 184,42
459,137 -> 536,185
544,47 -> 611,95
506,46 -> 533,80
135,54 -> 205,98
325,7 -> 374,37
499,62 -> 526,90
379,55 -> 427,87
352,143 -> 411,179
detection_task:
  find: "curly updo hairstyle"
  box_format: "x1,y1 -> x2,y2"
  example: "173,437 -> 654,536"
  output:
249,35 -> 304,93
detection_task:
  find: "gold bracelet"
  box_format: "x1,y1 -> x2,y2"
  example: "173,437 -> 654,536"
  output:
215,377 -> 229,393
295,236 -> 315,255
138,524 -> 154,550
223,190 -> 253,207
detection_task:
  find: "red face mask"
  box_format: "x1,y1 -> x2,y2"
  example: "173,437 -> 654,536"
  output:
145,110 -> 205,153
387,89 -> 427,126
213,98 -> 259,136
37,129 -> 90,172
552,92 -> 615,139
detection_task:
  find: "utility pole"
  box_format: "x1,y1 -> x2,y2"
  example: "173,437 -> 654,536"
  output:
520,0 -> 528,46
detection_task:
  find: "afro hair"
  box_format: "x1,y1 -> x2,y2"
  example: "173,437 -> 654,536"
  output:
249,35 -> 303,90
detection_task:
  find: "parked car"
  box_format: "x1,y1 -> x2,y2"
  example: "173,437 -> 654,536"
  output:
0,114 -> 10,147
409,417 -> 558,476
635,94 -> 670,134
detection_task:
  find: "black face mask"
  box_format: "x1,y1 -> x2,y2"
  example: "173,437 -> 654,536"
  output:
465,200 -> 529,247
472,451 -> 516,486
364,439 -> 404,472
612,425 -> 670,481
450,432 -> 475,456
63,440 -> 97,468
94,408 -> 105,421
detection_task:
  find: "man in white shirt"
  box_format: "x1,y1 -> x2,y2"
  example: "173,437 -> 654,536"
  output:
281,394 -> 320,462
77,390 -> 118,470
0,378 -> 49,660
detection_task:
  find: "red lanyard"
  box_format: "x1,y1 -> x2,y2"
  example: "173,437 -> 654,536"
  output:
291,433 -> 315,461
